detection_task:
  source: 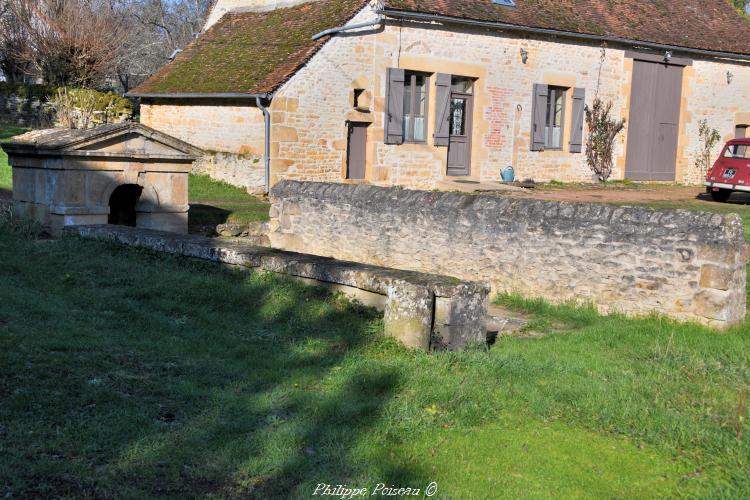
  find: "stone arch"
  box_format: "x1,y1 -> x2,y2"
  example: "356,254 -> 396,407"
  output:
108,184 -> 143,226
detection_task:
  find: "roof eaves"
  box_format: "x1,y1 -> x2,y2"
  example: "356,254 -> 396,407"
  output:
381,8 -> 750,60
126,91 -> 273,99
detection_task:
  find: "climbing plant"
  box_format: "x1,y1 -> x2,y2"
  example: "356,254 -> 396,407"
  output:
584,97 -> 626,182
695,119 -> 721,178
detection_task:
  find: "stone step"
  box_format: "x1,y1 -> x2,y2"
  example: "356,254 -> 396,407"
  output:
484,304 -> 529,344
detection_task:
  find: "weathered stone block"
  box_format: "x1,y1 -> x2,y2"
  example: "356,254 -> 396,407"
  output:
700,264 -> 734,291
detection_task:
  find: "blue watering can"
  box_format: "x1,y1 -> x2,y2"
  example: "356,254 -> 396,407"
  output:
501,166 -> 515,183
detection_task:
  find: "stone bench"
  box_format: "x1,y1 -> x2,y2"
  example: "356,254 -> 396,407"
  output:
64,225 -> 489,351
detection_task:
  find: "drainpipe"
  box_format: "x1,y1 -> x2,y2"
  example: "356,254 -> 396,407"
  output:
255,96 -> 271,194
311,15 -> 382,40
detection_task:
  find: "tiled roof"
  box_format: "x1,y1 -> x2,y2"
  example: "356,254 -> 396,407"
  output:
133,0 -> 750,97
131,0 -> 368,95
384,0 -> 750,55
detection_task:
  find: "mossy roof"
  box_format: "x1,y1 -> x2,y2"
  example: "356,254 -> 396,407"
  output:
134,0 -> 750,97
384,0 -> 750,55
131,0 -> 368,95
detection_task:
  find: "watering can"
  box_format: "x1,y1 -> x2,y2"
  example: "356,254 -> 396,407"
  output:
501,166 -> 515,183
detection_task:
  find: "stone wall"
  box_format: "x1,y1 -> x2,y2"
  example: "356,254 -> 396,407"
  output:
142,3 -> 750,189
140,99 -> 265,192
269,181 -> 748,328
0,94 -> 54,127
268,6 -> 750,187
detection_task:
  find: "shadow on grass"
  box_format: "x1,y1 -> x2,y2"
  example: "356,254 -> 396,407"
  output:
188,203 -> 231,235
0,232 -> 428,498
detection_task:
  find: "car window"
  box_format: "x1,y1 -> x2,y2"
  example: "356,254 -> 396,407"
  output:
723,144 -> 750,159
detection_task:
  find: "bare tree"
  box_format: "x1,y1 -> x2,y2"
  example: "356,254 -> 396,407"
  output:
0,0 -> 211,90
2,0 -> 129,86
113,0 -> 211,92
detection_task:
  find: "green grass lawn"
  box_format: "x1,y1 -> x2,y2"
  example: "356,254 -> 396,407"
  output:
1,216 -> 749,498
187,174 -> 269,234
0,123 -> 28,191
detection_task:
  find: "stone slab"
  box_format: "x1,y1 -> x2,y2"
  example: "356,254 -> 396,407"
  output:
64,224 -> 490,351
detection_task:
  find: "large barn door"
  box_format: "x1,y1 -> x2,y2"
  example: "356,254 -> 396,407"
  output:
625,59 -> 684,181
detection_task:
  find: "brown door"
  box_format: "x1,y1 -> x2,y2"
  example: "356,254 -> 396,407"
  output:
447,93 -> 473,176
346,122 -> 367,179
625,60 -> 684,181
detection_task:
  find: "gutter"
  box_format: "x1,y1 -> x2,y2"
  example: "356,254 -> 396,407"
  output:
126,92 -> 271,99
311,15 -> 382,40
256,96 -> 271,195
381,9 -> 750,62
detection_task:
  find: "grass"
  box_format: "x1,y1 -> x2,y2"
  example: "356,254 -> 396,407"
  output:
187,174 -> 269,234
0,123 -> 28,191
1,215 -> 749,498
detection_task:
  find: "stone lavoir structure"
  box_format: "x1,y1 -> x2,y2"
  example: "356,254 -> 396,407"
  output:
130,0 -> 750,191
2,123 -> 202,235
269,181 -> 749,328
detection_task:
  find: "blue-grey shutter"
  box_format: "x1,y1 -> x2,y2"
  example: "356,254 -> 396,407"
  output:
385,68 -> 405,144
433,73 -> 451,146
569,87 -> 585,153
531,83 -> 548,151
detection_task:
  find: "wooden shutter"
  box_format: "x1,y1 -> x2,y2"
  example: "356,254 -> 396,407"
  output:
569,87 -> 585,153
530,83 -> 548,151
384,68 -> 405,144
433,73 -> 451,146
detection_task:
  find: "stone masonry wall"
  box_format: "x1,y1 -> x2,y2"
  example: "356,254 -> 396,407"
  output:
140,99 -> 265,192
143,4 -> 750,189
269,6 -> 750,187
269,181 -> 748,328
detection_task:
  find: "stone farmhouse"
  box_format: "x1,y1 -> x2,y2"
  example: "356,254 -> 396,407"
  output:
130,0 -> 750,192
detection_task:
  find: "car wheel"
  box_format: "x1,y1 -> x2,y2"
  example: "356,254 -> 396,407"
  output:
710,189 -> 732,202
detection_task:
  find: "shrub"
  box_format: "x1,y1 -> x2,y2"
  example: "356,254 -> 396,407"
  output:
584,98 -> 626,182
50,87 -> 133,129
695,119 -> 721,178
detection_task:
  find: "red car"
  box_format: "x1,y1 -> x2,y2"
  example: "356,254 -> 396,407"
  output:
705,138 -> 750,202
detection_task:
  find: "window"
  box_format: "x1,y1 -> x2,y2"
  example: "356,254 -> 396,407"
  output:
723,144 -> 750,159
403,72 -> 428,142
353,88 -> 364,109
545,86 -> 566,149
736,124 -> 748,139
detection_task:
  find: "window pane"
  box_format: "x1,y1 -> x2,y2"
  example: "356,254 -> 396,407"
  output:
451,77 -> 473,94
450,98 -> 466,136
553,91 -> 563,127
545,86 -> 565,148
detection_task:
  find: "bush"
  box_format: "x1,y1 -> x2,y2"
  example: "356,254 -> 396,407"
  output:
695,119 -> 721,178
584,98 -> 626,182
50,87 -> 132,129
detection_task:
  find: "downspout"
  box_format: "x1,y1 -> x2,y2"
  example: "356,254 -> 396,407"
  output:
311,15 -> 382,41
255,96 -> 271,194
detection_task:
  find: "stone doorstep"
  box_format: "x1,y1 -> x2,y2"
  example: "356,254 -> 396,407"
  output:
63,225 -> 490,351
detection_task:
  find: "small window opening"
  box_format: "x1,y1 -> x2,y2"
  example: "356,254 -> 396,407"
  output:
545,86 -> 566,149
403,72 -> 429,143
353,88 -> 364,109
735,124 -> 748,139
108,184 -> 143,227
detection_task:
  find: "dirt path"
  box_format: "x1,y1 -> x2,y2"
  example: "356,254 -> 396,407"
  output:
508,184 -> 750,207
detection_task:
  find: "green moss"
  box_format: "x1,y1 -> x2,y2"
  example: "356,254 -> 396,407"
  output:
138,0 -> 365,94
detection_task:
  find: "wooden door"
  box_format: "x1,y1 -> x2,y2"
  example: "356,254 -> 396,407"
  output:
625,60 -> 684,180
346,122 -> 367,179
447,93 -> 473,176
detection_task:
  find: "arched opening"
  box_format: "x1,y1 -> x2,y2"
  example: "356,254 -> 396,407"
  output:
108,184 -> 143,226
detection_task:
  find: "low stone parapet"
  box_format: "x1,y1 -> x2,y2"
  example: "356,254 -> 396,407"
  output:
65,225 -> 489,351
269,181 -> 749,329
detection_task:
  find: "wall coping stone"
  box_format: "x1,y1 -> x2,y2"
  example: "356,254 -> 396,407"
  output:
64,224 -> 489,350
